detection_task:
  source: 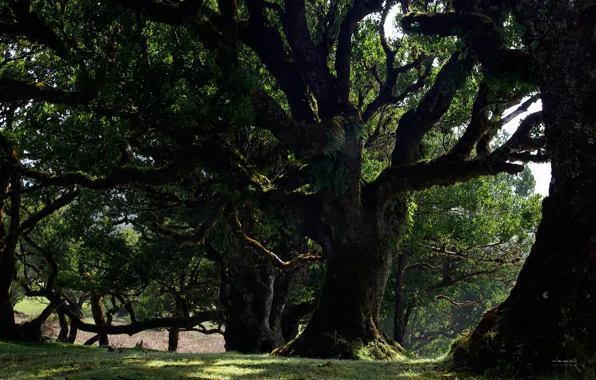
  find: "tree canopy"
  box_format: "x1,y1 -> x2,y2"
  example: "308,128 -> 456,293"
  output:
1,0 -> 595,375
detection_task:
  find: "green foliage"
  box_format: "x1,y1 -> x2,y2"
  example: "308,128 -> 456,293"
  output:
0,340 -> 489,379
382,169 -> 542,357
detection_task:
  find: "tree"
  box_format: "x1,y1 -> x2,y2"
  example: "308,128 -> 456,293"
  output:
217,218 -> 312,353
0,0 -> 546,357
399,0 -> 596,373
0,128 -> 77,340
384,170 -> 541,355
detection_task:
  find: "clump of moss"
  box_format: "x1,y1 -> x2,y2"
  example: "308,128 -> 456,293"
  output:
448,334 -> 474,367
356,337 -> 409,361
272,332 -> 408,361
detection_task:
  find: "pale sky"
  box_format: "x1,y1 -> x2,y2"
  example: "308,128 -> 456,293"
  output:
502,100 -> 550,196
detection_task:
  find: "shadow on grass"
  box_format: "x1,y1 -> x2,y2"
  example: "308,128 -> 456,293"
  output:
0,340 -> 466,379
10,339 -> 585,380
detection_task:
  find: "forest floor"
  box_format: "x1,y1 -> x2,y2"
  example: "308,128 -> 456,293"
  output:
6,301 -> 585,379
0,340 -> 586,380
0,339 -> 471,379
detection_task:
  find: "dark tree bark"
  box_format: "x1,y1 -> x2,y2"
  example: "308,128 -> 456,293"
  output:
168,300 -> 183,352
280,300 -> 316,343
89,292 -> 109,346
57,310 -> 69,342
276,239 -> 402,359
393,252 -> 407,345
452,0 -> 596,374
168,326 -> 180,352
275,192 -> 414,359
223,254 -> 307,353
66,300 -> 84,343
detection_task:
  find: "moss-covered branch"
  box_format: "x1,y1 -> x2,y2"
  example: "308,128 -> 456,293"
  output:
371,156 -> 524,204
401,12 -> 537,84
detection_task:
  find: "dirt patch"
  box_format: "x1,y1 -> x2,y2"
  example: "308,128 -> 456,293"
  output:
71,328 -> 225,353
15,312 -> 225,353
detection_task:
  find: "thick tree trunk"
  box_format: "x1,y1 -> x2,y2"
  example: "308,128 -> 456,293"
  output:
274,238 -> 406,359
0,297 -> 15,339
453,1 -> 596,373
224,264 -> 296,353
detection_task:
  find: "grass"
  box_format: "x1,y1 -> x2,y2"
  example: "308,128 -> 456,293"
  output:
14,298 -> 93,317
0,340 -> 591,379
0,340 -> 473,379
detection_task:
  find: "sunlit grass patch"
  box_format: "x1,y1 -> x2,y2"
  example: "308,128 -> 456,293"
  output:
0,340 -> 480,379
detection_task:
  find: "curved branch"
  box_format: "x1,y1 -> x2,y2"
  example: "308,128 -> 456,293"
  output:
335,0 -> 384,102
61,304 -> 224,336
371,155 -> 524,204
401,12 -> 537,83
425,269 -> 499,293
391,52 -> 475,166
282,0 -> 337,116
492,111 -> 543,159
499,94 -> 541,127
434,295 -> 481,308
0,77 -> 137,117
19,162 -> 191,190
19,190 -> 78,236
152,197 -> 228,246
445,82 -> 491,160
231,216 -> 323,270
239,20 -> 315,122
0,1 -> 72,59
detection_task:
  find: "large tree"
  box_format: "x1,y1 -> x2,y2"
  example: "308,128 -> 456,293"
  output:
401,0 -> 596,373
0,0 -> 546,357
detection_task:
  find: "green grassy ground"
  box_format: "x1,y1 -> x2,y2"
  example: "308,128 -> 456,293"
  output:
0,340 -> 473,379
0,340 -> 589,380
13,298 -> 52,315
13,298 -> 93,318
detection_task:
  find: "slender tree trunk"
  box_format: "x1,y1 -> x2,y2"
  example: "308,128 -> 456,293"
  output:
168,326 -> 180,352
66,301 -> 84,343
89,292 -> 109,346
57,310 -> 69,342
393,252 -> 407,345
454,1 -> 596,373
0,166 -> 22,340
67,323 -> 79,344
168,300 -> 182,352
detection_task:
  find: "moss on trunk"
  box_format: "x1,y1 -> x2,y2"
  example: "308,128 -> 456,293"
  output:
453,1 -> 596,375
